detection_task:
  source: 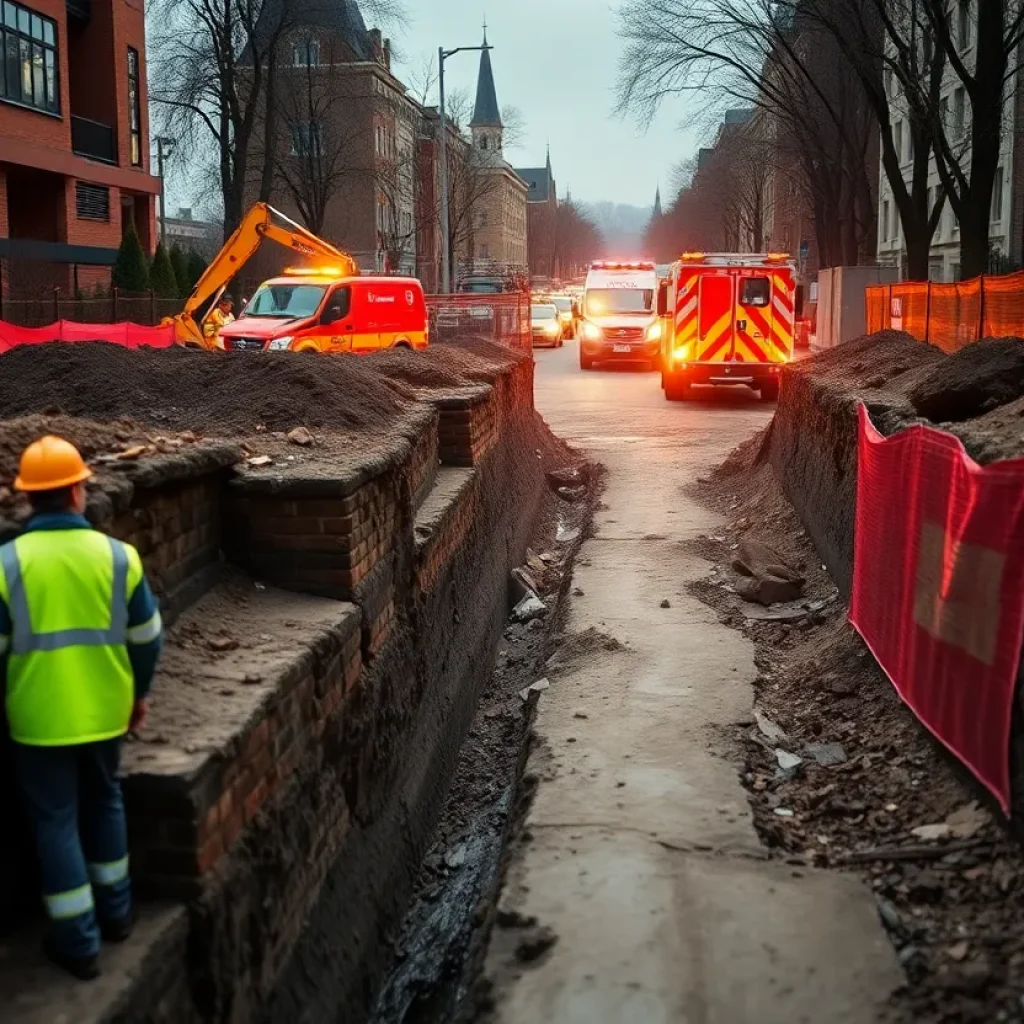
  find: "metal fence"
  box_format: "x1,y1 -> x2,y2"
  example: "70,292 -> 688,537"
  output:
426,293 -> 531,351
0,291 -> 182,329
866,270 -> 1024,353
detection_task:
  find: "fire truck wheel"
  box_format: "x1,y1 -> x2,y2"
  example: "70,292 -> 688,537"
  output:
664,375 -> 691,402
760,379 -> 780,402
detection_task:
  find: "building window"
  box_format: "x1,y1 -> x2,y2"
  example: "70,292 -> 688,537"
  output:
128,47 -> 141,166
881,200 -> 890,241
294,38 -> 319,66
893,121 -> 903,163
75,182 -> 110,221
958,0 -> 970,48
0,1 -> 59,114
290,122 -> 322,157
992,166 -> 1003,223
953,87 -> 965,136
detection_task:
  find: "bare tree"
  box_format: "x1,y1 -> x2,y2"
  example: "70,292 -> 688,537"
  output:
150,0 -> 405,239
615,0 -> 943,277
267,39 -> 373,236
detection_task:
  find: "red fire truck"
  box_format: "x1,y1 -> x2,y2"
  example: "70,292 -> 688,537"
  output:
656,253 -> 797,401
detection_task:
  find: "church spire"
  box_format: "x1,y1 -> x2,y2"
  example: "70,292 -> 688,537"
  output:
653,186 -> 663,218
471,27 -> 501,128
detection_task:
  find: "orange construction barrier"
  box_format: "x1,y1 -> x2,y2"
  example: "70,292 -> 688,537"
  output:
865,269 -> 1024,352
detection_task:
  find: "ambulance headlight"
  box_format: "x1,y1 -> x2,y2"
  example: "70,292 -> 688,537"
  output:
581,322 -> 602,341
646,321 -> 663,341
672,343 -> 690,362
268,336 -> 294,351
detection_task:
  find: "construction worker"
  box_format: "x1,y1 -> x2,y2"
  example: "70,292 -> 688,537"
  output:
203,295 -> 235,341
0,436 -> 163,980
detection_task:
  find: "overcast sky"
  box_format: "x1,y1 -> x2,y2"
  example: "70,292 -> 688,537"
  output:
394,0 -> 697,209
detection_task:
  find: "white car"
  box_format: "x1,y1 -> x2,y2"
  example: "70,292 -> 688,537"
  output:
531,304 -> 563,348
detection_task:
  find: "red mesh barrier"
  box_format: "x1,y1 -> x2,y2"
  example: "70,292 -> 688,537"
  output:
0,320 -> 175,349
850,406 -> 1024,812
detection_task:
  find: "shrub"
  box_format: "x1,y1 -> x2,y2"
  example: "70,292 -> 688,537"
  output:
112,220 -> 150,293
150,243 -> 179,298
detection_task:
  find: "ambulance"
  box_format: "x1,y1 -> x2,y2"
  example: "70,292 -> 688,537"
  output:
578,260 -> 661,370
656,253 -> 797,401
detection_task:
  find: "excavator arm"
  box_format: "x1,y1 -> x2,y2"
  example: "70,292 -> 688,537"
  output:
169,203 -> 358,347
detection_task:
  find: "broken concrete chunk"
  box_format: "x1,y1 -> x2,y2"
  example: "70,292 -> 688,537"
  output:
512,594 -> 547,623
754,710 -> 788,744
911,823 -> 953,842
445,846 -> 467,869
546,465 -> 590,490
287,426 -> 314,447
247,455 -> 273,467
945,802 -> 989,839
519,678 -> 551,701
775,749 -> 803,771
806,742 -> 848,767
510,567 -> 540,603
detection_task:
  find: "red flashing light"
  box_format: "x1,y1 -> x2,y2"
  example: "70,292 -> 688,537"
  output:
591,260 -> 656,271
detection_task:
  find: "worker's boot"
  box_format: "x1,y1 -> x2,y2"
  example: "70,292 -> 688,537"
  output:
43,936 -> 100,981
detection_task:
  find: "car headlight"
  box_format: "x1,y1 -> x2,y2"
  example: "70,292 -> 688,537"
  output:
646,321 -> 663,341
267,336 -> 294,351
545,323 -> 560,335
581,322 -> 602,341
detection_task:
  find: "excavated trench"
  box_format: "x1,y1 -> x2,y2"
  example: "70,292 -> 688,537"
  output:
368,493 -> 595,1024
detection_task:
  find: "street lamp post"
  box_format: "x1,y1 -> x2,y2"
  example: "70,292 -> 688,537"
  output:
155,136 -> 177,248
438,40 -> 491,293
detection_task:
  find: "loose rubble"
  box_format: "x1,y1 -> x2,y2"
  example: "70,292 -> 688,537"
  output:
690,424 -> 1024,1024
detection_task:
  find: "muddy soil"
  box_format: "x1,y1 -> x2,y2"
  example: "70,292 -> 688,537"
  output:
688,443 -> 1024,1024
0,337 -> 524,514
371,447 -> 600,1024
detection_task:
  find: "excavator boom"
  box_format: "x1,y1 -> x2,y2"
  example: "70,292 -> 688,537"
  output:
169,203 -> 357,347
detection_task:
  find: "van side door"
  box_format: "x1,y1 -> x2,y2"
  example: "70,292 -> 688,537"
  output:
321,285 -> 353,352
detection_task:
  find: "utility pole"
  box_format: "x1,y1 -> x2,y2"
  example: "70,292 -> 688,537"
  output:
155,136 -> 176,248
438,38 -> 492,293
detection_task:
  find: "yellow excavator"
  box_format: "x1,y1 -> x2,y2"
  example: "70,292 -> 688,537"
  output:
168,203 -> 357,349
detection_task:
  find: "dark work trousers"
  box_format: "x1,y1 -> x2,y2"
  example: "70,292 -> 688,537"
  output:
13,738 -> 131,960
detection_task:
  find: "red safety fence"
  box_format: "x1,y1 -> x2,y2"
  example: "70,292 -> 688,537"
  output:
865,270 -> 1024,353
850,405 -> 1024,812
0,320 -> 176,351
426,293 -> 531,351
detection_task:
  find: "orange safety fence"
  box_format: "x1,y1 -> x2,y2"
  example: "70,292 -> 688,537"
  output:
865,270 -> 1024,353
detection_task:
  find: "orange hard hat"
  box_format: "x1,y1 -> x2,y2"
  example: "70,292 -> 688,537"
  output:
14,435 -> 93,492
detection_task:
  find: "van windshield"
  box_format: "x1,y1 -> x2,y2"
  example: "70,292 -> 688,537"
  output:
243,284 -> 327,319
585,288 -> 653,316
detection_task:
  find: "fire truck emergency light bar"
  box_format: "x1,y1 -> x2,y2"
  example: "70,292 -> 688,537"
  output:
590,261 -> 656,270
678,252 -> 792,263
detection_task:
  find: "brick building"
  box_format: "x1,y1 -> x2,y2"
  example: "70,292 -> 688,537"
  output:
248,0 -> 419,279
0,0 -> 160,296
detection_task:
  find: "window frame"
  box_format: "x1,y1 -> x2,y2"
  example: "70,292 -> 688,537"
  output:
739,276 -> 771,308
128,46 -> 142,166
0,0 -> 59,116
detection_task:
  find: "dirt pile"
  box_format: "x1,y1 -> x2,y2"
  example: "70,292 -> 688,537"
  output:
0,343 -> 415,434
367,338 -> 522,388
907,337 -> 1024,424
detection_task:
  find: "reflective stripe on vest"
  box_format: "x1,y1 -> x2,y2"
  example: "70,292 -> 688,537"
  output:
0,537 -> 128,654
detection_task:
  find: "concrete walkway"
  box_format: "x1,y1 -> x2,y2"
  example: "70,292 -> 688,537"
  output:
484,347 -> 901,1023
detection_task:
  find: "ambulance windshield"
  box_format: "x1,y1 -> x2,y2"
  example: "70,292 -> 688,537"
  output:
585,288 -> 654,317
